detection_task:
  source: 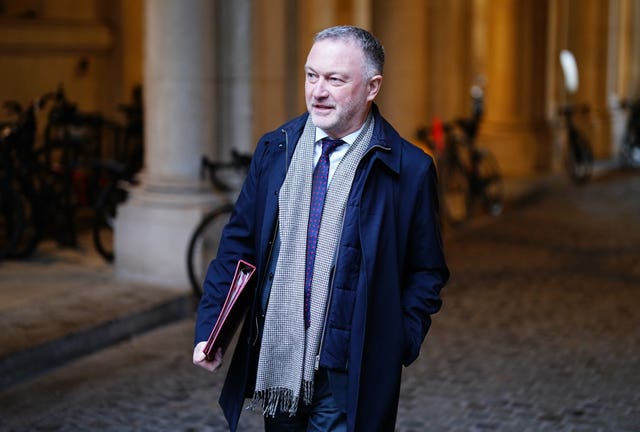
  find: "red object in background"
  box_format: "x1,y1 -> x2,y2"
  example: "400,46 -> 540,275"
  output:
430,116 -> 445,153
73,168 -> 89,205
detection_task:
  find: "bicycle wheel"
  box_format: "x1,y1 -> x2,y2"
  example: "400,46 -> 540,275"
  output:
0,176 -> 41,259
475,149 -> 504,216
0,185 -> 24,259
5,181 -> 41,259
187,204 -> 233,298
92,179 -> 129,262
566,132 -> 593,185
621,128 -> 640,168
439,156 -> 471,227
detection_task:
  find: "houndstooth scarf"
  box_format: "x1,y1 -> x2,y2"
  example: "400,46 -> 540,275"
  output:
253,114 -> 373,416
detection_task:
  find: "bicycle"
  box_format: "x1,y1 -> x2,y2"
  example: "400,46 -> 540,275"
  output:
40,85 -> 142,261
0,95 -> 54,259
41,86 -> 107,246
186,150 -> 252,298
437,122 -> 503,227
558,103 -> 593,185
0,86 -> 136,260
91,87 -> 144,262
91,159 -> 137,262
620,98 -> 640,168
0,89 -> 101,257
31,85 -> 140,261
417,92 -> 503,227
0,112 -> 35,259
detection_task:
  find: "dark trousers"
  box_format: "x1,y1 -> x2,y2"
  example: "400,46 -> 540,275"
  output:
263,368 -> 347,432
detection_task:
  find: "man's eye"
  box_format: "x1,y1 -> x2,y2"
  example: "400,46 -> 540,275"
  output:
307,73 -> 318,82
330,77 -> 344,85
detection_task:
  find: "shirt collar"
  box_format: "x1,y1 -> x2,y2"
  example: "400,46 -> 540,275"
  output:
315,122 -> 366,147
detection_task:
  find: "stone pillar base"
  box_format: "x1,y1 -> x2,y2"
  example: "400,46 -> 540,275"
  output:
114,185 -> 224,289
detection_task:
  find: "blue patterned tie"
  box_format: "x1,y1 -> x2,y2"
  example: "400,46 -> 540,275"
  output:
304,137 -> 343,329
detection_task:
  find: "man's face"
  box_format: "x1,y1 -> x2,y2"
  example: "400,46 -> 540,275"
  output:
304,39 -> 382,139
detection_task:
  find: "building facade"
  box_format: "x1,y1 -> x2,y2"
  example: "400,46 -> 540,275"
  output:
1,0 -> 639,286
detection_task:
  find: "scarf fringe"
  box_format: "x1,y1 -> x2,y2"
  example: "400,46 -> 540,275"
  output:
251,381 -> 315,417
302,379 -> 314,405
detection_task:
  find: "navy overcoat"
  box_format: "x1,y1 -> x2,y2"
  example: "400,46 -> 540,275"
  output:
195,105 -> 449,431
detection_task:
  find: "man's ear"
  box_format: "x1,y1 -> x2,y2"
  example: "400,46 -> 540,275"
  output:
366,75 -> 383,101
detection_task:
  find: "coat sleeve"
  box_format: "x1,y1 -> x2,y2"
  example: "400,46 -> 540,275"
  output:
193,140 -> 267,345
401,158 -> 449,366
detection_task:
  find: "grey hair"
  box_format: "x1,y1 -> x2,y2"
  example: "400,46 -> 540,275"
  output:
313,25 -> 385,78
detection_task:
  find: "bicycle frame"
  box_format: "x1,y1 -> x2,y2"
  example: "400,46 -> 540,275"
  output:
559,104 -> 593,184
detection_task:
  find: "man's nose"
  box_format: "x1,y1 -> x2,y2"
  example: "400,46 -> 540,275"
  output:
312,79 -> 329,98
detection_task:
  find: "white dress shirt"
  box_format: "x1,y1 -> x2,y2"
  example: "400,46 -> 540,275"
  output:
314,123 -> 366,184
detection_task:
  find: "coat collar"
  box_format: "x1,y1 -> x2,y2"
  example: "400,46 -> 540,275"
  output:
367,104 -> 401,175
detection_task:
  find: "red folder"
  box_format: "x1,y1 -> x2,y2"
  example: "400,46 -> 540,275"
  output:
203,259 -> 256,360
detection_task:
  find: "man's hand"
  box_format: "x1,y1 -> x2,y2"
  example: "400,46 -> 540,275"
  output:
193,341 -> 223,372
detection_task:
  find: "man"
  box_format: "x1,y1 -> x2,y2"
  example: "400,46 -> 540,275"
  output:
193,25 -> 449,431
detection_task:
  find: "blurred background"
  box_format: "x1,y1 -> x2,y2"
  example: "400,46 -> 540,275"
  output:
0,0 -> 638,285
2,2 -> 640,430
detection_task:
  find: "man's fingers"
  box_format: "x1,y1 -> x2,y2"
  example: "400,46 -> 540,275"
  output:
192,341 -> 208,364
213,347 -> 223,362
193,342 -> 223,372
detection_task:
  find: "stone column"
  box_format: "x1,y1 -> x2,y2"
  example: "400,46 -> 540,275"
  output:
632,1 -> 640,96
253,0 -> 293,142
607,0 -> 640,158
373,0 -> 429,139
216,0 -> 253,159
424,0 -> 476,122
569,0 -> 612,159
296,0 -> 344,110
114,0 -> 219,287
478,0 -> 551,177
616,0 -> 640,97
353,0 -> 372,29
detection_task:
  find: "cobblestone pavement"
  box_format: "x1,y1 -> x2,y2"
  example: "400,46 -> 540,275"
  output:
1,171 -> 639,431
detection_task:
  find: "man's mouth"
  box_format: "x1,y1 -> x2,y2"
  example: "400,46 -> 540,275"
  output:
313,103 -> 334,113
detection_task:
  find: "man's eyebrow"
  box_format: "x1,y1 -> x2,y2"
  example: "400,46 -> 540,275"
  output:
308,68 -> 346,76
